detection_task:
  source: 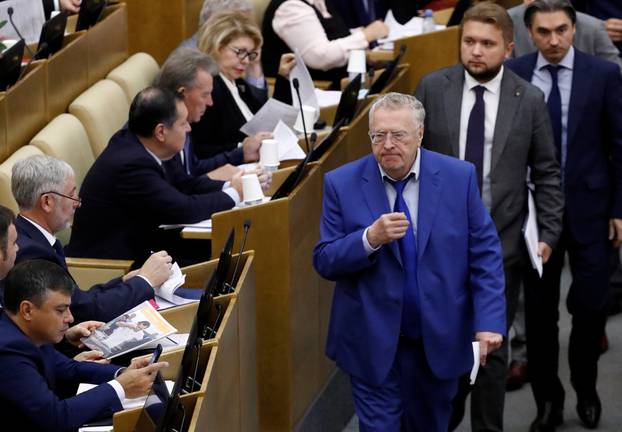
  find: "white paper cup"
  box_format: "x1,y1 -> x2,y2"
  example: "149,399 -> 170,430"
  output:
242,173 -> 265,204
347,49 -> 366,74
294,105 -> 317,133
260,139 -> 279,170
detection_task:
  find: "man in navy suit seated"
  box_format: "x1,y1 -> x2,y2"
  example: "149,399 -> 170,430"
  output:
0,259 -> 168,431
66,87 -> 243,265
10,155 -> 173,324
313,93 -> 506,432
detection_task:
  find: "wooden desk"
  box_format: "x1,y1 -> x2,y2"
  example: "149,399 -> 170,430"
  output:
86,4 -> 129,85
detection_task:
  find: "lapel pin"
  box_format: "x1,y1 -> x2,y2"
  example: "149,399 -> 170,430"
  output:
515,91 -> 521,96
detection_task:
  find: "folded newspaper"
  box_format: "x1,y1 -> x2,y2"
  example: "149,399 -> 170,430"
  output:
81,301 -> 177,359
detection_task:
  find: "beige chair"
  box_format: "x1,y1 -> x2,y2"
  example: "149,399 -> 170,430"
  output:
30,114 -> 96,189
106,52 -> 160,104
0,145 -> 46,213
69,79 -> 129,157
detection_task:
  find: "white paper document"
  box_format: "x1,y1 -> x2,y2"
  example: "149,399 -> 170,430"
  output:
142,333 -> 190,351
288,49 -> 320,116
159,219 -> 212,230
78,380 -> 175,411
523,189 -> 543,277
240,98 -> 299,136
380,10 -> 424,43
273,120 -> 306,160
470,341 -> 480,385
154,262 -> 196,306
0,0 -> 46,44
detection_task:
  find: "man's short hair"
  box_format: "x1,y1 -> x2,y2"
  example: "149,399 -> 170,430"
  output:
156,48 -> 219,92
460,1 -> 514,44
524,0 -> 577,28
197,10 -> 263,58
199,0 -> 253,28
128,87 -> 184,138
0,205 -> 15,259
3,260 -> 75,314
369,92 -> 426,129
12,155 -> 74,211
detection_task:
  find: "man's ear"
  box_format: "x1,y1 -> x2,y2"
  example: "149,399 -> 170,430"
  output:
153,123 -> 166,142
20,300 -> 35,321
39,193 -> 54,214
176,86 -> 186,97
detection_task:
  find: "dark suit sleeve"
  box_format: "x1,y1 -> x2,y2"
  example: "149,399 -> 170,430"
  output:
465,165 -> 507,335
0,344 -> 122,431
527,91 -> 564,249
313,173 -> 378,281
116,160 -> 234,225
71,277 -> 154,323
191,147 -> 245,176
604,66 -> 622,217
273,75 -> 293,105
41,0 -> 54,19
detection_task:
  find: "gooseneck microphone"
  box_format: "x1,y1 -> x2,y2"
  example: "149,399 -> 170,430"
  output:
7,7 -> 35,58
16,42 -> 47,82
292,78 -> 312,153
223,219 -> 252,294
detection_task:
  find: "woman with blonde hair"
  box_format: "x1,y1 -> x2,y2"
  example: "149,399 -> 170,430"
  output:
192,10 -> 294,158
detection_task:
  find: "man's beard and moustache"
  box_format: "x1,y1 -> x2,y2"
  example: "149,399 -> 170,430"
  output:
465,63 -> 503,83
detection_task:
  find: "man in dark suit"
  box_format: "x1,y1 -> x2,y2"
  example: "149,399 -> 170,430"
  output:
506,0 -> 622,429
313,92 -> 506,431
0,206 -> 17,285
0,259 -> 167,431
10,154 -> 173,323
42,0 -> 80,19
415,3 -> 564,431
66,87 -> 243,265
157,47 -> 271,187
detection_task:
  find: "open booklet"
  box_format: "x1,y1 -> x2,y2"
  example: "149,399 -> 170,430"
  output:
81,301 -> 177,359
154,262 -> 200,307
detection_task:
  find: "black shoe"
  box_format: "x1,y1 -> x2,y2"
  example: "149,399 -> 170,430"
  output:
529,401 -> 563,432
576,393 -> 601,429
506,360 -> 528,391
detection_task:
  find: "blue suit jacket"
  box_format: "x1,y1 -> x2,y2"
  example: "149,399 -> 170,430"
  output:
164,134 -> 244,177
313,150 -> 506,385
14,215 -> 154,323
0,313 -> 122,431
66,127 -> 234,263
506,49 -> 622,245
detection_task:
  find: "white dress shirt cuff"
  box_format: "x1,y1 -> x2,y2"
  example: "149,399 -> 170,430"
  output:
223,187 -> 241,204
107,379 -> 126,403
362,227 -> 381,256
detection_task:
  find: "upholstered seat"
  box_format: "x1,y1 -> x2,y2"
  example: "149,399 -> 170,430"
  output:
106,52 -> 160,103
0,145 -> 46,212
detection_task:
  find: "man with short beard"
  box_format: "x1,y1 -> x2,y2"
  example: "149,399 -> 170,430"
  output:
415,2 -> 564,431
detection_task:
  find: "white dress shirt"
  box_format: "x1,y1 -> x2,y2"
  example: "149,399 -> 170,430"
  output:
531,46 -> 574,171
459,66 -> 504,210
272,0 -> 368,71
362,150 -> 421,255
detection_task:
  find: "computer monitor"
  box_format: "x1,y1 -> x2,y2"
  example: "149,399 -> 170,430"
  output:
136,371 -> 187,432
368,44 -> 406,95
333,73 -> 362,127
308,118 -> 346,163
76,0 -> 107,31
446,0 -> 473,27
35,12 -> 68,59
271,150 -> 312,201
0,39 -> 25,91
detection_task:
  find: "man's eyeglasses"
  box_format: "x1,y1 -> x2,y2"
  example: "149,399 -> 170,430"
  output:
41,191 -> 82,205
227,46 -> 259,62
369,130 -> 410,145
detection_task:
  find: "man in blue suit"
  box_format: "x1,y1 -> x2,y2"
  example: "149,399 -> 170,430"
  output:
10,155 -> 173,324
506,0 -> 622,429
313,93 -> 506,432
0,259 -> 167,431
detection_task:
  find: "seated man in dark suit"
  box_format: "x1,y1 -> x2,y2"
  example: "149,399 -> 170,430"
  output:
66,87 -> 243,265
0,259 -> 167,431
11,155 -> 173,323
0,205 -> 17,284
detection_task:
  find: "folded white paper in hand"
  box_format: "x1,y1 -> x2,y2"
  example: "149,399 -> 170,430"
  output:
155,263 -> 186,303
273,120 -> 306,160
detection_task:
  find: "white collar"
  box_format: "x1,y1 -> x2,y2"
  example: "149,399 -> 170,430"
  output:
21,215 -> 56,247
377,147 -> 421,182
142,145 -> 163,166
464,65 -> 504,95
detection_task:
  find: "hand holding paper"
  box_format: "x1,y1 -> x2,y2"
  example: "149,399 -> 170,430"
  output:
475,331 -> 503,366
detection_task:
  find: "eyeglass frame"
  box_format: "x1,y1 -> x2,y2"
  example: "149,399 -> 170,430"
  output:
227,45 -> 259,62
40,190 -> 82,205
368,129 -> 416,145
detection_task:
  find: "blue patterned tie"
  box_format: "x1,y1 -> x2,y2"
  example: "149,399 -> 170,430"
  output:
465,86 -> 486,194
545,65 -> 562,163
387,174 -> 421,339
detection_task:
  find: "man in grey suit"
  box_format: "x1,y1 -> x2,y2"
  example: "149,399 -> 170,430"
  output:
415,3 -> 564,431
509,0 -> 622,69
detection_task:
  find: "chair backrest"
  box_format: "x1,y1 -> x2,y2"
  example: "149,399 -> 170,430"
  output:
29,114 -> 96,189
0,145 -> 46,212
68,79 -> 129,156
106,52 -> 160,103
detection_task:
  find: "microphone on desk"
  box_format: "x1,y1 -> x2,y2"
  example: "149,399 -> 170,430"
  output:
292,78 -> 313,153
16,42 -> 47,82
7,7 -> 35,59
222,219 -> 251,294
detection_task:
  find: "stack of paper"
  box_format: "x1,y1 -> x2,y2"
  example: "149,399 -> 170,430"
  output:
155,263 -> 196,306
